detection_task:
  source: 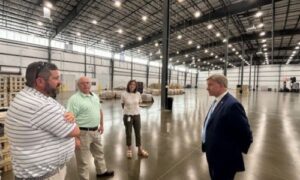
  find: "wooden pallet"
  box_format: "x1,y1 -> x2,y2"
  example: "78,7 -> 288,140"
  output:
0,159 -> 12,172
8,75 -> 25,92
0,76 -> 8,93
8,92 -> 18,102
0,136 -> 9,150
0,93 -> 8,108
0,136 -> 12,172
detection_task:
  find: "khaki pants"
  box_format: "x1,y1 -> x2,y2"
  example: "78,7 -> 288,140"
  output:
46,165 -> 66,180
76,130 -> 107,180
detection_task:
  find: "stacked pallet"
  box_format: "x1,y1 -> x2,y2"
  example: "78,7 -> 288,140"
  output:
0,75 -> 25,173
0,75 -> 25,108
8,76 -> 25,93
0,135 -> 12,173
99,91 -> 116,100
141,94 -> 153,102
0,77 -> 8,108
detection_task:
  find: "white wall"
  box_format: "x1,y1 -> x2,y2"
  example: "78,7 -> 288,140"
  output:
0,40 -> 194,90
198,64 -> 300,90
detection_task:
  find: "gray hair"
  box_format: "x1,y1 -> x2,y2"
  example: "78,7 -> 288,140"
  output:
207,74 -> 228,88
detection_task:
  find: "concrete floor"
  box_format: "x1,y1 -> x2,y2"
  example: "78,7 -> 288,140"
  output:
3,89 -> 300,180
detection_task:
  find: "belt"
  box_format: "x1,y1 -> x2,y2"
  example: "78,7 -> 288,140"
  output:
79,126 -> 98,131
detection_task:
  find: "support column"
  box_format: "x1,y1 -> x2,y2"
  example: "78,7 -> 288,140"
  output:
161,0 -> 170,109
146,62 -> 150,88
278,64 -> 282,91
238,66 -> 241,84
253,63 -> 256,91
195,72 -> 199,88
256,64 -> 260,90
48,38 -> 51,63
168,69 -> 171,85
110,53 -> 115,90
184,72 -> 187,87
249,54 -> 253,91
84,45 -> 87,76
224,15 -> 229,76
93,55 -> 96,78
272,0 -> 275,64
240,42 -> 245,94
131,53 -> 133,79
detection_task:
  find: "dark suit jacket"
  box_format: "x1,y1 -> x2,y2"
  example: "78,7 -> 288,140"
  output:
202,93 -> 253,172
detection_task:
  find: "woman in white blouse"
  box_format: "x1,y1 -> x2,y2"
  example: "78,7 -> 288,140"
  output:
121,80 -> 149,158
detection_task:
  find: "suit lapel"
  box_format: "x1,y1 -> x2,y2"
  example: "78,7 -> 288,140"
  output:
206,93 -> 230,127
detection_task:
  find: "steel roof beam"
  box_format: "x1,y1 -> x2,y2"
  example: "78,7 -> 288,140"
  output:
168,28 -> 300,58
50,0 -> 92,39
123,0 -> 283,51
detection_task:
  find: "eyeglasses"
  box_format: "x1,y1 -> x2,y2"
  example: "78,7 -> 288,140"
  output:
35,62 -> 48,79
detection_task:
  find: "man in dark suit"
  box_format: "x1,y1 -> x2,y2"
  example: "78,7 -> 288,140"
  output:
202,74 -> 253,180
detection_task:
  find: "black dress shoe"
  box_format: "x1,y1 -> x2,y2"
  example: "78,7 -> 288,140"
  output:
97,170 -> 114,178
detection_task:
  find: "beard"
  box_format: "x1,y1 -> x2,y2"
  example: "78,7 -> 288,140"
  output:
45,82 -> 60,99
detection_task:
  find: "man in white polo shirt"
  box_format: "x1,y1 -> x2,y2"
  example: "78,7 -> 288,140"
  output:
5,61 -> 80,180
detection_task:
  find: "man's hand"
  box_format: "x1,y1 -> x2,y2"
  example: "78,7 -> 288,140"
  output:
64,112 -> 75,123
98,125 -> 104,134
75,137 -> 81,150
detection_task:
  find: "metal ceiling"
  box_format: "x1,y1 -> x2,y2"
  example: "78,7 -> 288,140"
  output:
0,0 -> 299,70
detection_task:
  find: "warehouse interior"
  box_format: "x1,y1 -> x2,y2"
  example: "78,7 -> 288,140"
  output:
0,0 -> 300,179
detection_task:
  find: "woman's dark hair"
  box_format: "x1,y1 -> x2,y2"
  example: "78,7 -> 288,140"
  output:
25,61 -> 58,87
126,80 -> 137,93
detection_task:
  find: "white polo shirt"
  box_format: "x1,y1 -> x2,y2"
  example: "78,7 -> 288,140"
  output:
121,91 -> 142,115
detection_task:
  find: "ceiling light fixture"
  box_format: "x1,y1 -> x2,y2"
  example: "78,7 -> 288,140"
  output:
142,16 -> 148,22
114,0 -> 122,7
76,32 -> 81,36
188,40 -> 193,45
216,32 -> 221,37
137,36 -> 143,41
117,28 -> 123,34
255,11 -> 263,18
197,45 -> 201,49
120,44 -> 124,48
37,21 -> 43,26
45,2 -> 53,8
194,11 -> 201,18
155,42 -> 159,47
260,31 -> 266,36
207,24 -> 213,29
257,23 -> 264,28
92,20 -> 97,24
177,34 -> 182,39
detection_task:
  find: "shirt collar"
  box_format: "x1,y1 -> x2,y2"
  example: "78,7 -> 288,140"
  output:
79,91 -> 93,97
25,86 -> 48,98
215,90 -> 228,102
